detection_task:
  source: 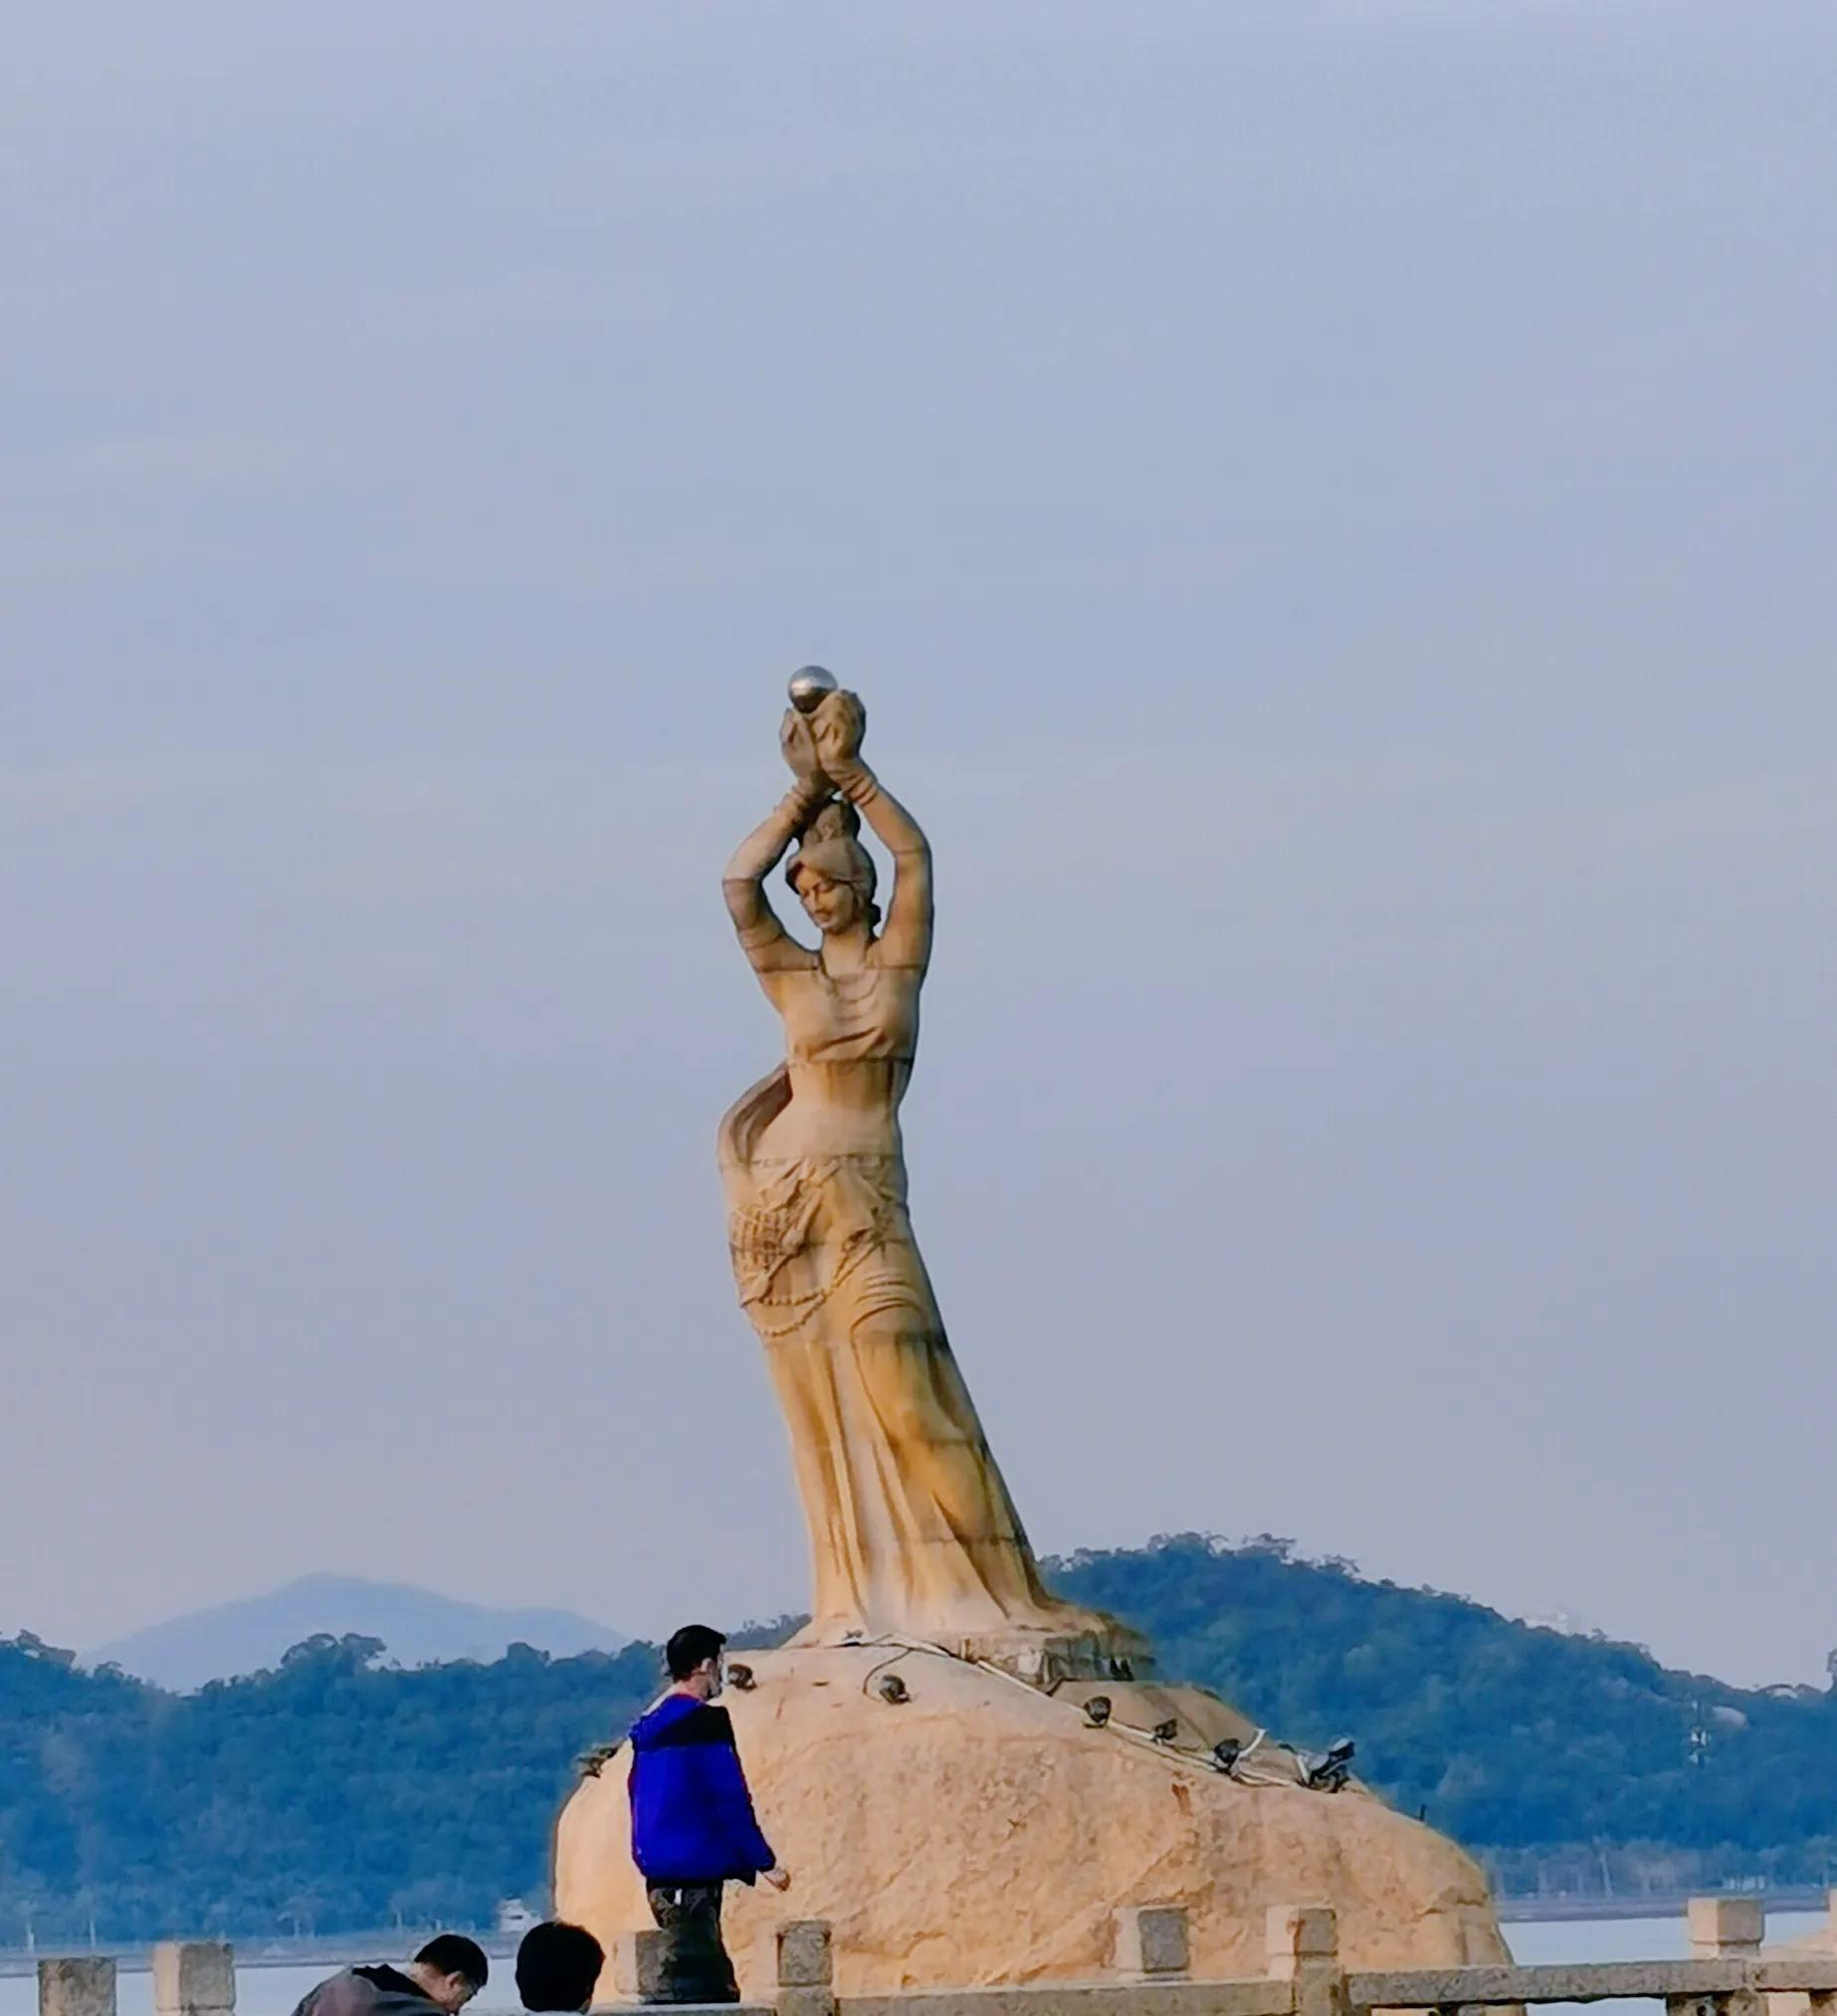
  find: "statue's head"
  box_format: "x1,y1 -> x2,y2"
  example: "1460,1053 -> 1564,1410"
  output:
787,799 -> 880,935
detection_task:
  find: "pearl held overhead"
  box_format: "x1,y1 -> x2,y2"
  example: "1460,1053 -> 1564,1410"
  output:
788,665 -> 838,713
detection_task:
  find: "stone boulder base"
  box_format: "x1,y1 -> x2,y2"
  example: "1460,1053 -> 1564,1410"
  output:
553,1645 -> 1508,1997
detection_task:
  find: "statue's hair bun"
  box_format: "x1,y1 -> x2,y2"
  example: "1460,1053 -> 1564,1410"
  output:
804,798 -> 862,843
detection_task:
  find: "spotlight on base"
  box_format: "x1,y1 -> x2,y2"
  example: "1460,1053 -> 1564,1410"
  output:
1212,1738 -> 1243,1776
1083,1695 -> 1113,1728
1306,1736 -> 1355,1792
1151,1717 -> 1178,1744
877,1673 -> 911,1706
726,1662 -> 755,1692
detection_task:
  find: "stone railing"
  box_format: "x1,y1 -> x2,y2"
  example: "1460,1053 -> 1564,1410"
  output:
37,1942 -> 233,2016
29,1897 -> 1837,2016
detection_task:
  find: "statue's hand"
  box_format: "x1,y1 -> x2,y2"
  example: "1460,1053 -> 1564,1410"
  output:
811,688 -> 867,773
779,706 -> 825,785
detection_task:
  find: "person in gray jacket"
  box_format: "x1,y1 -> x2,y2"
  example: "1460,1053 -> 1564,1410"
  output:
288,1935 -> 488,2016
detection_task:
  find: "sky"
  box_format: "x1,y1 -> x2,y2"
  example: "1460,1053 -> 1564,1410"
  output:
1,2 -> 1833,1690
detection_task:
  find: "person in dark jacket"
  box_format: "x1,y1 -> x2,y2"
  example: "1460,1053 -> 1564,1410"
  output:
629,1623 -> 790,2003
289,1936 -> 488,2016
514,1920 -> 605,2013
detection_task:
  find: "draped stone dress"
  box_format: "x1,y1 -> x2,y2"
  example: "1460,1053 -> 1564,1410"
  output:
717,953 -> 1098,1655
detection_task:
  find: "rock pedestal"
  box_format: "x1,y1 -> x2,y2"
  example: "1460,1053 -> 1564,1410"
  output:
552,1643 -> 1507,1997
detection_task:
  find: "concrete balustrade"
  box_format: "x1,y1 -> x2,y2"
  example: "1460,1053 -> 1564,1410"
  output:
796,1894 -> 1837,2016
23,1895 -> 1837,2016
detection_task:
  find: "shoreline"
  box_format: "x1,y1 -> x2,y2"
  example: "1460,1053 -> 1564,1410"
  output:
5,1894 -> 1833,1970
0,1943 -> 523,1980
1495,1887 -> 1830,1923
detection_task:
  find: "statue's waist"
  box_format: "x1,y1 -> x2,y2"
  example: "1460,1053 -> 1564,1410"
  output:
780,1055 -> 912,1093
751,1105 -> 904,1161
753,1068 -> 907,1157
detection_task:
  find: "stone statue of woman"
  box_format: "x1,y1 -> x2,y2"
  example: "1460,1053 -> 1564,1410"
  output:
718,680 -> 1115,1666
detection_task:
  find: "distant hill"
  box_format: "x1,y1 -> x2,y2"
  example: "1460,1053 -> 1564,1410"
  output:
88,1573 -> 627,1690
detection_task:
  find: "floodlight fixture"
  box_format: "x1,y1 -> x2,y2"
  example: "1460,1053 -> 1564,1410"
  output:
1306,1736 -> 1355,1792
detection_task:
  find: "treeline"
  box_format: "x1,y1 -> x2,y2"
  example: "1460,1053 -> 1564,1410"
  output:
4,1537 -> 1835,1940
0,1632 -> 660,1941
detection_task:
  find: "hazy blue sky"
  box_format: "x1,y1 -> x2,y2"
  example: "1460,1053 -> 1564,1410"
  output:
3,3 -> 1832,1688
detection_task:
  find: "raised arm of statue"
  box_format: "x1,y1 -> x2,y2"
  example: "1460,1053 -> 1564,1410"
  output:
721,714 -> 828,977
808,691 -> 933,973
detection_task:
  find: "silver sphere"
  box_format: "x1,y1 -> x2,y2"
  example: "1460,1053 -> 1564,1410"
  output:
788,665 -> 838,713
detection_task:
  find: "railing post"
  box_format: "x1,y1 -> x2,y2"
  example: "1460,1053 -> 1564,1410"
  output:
153,1944 -> 236,2016
1671,1900 -> 1763,2016
1268,1906 -> 1345,2016
774,1918 -> 834,2016
40,1961 -> 116,2016
1814,1895 -> 1837,2016
1690,1900 -> 1764,1962
612,1929 -> 670,2005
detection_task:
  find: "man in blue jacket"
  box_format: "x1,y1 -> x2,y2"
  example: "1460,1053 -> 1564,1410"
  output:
629,1623 -> 790,2003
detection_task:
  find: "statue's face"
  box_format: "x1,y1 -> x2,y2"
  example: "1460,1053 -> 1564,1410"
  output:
796,871 -> 860,934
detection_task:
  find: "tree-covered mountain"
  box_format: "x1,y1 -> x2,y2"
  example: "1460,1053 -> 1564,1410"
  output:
0,1630 -> 658,1944
4,1536 -> 1834,1942
1048,1535 -> 1837,1900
